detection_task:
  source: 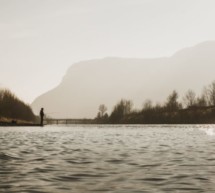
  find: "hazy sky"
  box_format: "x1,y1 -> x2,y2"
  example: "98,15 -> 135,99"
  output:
1,0 -> 215,103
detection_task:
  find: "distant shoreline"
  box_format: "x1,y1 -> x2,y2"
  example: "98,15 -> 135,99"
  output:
1,122 -> 215,127
0,122 -> 41,127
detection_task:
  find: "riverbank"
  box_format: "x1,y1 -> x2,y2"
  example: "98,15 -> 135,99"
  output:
0,118 -> 40,127
0,122 -> 41,127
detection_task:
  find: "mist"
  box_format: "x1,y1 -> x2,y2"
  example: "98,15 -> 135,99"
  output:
1,0 -> 215,103
32,41 -> 215,118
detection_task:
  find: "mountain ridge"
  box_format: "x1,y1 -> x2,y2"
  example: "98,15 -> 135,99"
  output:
32,41 -> 215,118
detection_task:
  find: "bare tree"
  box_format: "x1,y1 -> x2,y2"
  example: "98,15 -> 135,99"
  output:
143,99 -> 152,111
208,81 -> 215,106
124,100 -> 133,115
183,89 -> 196,108
98,104 -> 107,117
196,96 -> 207,107
165,90 -> 181,111
109,99 -> 133,123
198,86 -> 210,106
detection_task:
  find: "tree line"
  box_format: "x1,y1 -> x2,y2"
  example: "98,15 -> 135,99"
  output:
95,81 -> 215,124
0,89 -> 36,122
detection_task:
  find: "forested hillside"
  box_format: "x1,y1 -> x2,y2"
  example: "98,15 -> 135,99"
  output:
0,89 -> 36,122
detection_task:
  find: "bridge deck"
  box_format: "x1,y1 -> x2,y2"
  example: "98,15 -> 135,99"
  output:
45,119 -> 94,125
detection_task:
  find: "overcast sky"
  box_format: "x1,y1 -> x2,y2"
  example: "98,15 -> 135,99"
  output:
1,0 -> 215,103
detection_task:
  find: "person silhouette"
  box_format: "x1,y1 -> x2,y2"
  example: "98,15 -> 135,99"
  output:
40,108 -> 44,126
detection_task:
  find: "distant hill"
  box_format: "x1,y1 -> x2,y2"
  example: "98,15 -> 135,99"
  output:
31,41 -> 215,118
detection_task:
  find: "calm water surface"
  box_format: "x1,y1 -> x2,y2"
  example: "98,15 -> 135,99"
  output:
1,125 -> 215,193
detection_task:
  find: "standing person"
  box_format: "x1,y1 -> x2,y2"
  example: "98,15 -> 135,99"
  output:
40,108 -> 45,126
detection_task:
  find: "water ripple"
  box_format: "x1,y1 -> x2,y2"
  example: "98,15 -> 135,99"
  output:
0,125 -> 215,192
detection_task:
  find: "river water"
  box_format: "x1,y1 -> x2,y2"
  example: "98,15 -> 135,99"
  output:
0,125 -> 215,193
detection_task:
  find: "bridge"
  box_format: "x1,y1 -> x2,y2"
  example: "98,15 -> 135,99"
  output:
45,118 -> 94,125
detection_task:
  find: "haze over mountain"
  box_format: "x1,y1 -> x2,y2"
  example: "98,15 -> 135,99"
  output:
32,41 -> 215,118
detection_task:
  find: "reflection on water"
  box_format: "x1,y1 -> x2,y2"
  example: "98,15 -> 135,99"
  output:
1,125 -> 215,193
